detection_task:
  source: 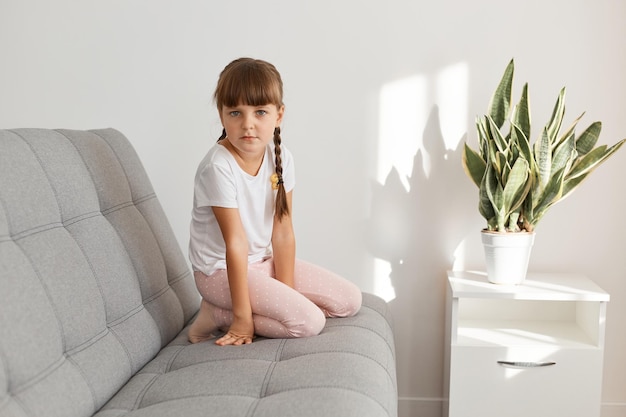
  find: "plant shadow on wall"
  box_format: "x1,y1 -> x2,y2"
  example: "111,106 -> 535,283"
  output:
364,105 -> 476,398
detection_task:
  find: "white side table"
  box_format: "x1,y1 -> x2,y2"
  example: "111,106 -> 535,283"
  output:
444,271 -> 609,417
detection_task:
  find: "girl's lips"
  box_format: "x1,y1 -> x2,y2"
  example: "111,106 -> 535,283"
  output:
241,136 -> 257,140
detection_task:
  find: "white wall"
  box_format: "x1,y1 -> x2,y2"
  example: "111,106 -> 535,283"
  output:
2,1 -> 625,416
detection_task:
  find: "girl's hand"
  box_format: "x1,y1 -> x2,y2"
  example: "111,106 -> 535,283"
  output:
216,316 -> 254,346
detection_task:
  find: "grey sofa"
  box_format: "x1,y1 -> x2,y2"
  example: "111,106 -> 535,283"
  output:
0,128 -> 397,417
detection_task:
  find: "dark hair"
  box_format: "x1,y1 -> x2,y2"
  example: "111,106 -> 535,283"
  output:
214,58 -> 289,220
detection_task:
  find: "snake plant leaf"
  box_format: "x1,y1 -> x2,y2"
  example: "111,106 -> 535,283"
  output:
482,157 -> 530,232
487,115 -> 510,155
475,116 -> 488,155
462,143 -> 486,188
560,172 -> 588,201
488,59 -> 514,129
502,157 -> 530,214
546,87 -> 566,147
484,162 -> 502,205
554,112 -> 584,151
512,83 -> 531,141
478,175 -> 496,226
521,186 -> 535,232
568,145 -> 607,179
507,210 -> 522,232
551,132 -> 577,175
534,127 -> 552,190
528,166 -> 567,226
575,121 -> 601,156
561,139 -> 625,199
484,162 -> 507,231
496,151 -> 508,181
512,124 -> 533,164
567,138 -> 626,180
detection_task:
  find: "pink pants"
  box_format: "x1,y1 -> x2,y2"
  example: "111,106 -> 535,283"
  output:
194,258 -> 362,339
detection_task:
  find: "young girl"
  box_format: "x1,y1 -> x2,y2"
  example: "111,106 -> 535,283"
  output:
188,58 -> 362,346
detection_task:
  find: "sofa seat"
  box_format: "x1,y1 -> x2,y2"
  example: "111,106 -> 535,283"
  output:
96,294 -> 396,417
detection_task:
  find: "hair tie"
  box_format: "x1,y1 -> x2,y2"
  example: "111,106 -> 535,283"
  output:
270,173 -> 283,190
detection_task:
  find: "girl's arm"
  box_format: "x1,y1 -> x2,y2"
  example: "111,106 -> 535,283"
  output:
271,190 -> 296,288
212,206 -> 254,345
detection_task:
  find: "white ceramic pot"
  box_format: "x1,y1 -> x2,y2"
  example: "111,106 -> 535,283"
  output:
481,230 -> 535,285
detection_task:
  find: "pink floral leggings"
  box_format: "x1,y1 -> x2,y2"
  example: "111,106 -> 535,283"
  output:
194,258 -> 362,338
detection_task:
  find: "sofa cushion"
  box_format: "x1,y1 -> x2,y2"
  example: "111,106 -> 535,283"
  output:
0,129 -> 198,417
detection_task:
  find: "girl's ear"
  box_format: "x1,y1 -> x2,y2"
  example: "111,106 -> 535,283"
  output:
276,105 -> 285,127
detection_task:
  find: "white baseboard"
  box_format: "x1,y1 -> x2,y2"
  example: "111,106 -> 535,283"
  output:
399,399 -> 625,417
398,397 -> 444,417
602,403 -> 626,417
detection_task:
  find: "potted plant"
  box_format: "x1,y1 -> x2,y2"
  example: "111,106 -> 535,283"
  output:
463,59 -> 626,284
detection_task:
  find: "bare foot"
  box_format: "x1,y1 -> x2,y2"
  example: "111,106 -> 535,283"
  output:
188,300 -> 219,343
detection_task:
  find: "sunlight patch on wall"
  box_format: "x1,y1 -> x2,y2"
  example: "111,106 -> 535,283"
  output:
436,62 -> 469,151
377,74 -> 428,189
373,258 -> 396,302
372,62 -> 469,302
452,241 -> 469,271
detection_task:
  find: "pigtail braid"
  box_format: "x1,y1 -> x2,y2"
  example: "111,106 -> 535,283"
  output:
273,127 -> 289,221
217,128 -> 227,142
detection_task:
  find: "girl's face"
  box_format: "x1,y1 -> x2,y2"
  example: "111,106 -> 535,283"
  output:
220,103 -> 284,158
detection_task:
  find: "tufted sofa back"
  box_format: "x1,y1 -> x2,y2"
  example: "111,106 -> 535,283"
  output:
0,128 -> 199,417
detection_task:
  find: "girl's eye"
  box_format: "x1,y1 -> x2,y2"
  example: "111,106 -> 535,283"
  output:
229,111 -> 240,117
256,110 -> 267,116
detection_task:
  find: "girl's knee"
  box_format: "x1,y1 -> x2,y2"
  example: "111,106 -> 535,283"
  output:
333,284 -> 363,318
289,307 -> 326,338
346,287 -> 363,316
307,308 -> 327,336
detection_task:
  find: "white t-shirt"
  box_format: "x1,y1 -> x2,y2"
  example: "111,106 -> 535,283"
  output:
188,142 -> 295,275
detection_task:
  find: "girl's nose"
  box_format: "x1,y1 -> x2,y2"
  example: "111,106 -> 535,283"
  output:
242,113 -> 254,129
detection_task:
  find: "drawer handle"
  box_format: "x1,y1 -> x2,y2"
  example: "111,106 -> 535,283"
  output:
497,361 -> 556,368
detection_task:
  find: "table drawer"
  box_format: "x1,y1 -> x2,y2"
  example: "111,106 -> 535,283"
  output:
449,346 -> 603,417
